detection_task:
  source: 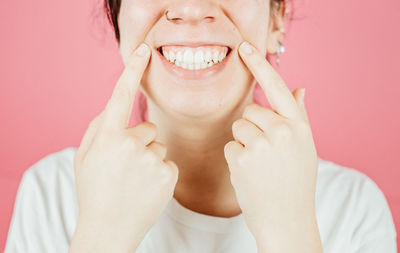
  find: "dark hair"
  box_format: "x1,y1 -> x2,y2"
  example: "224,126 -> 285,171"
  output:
104,0 -> 293,44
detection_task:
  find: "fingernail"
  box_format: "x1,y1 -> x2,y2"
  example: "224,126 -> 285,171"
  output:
240,41 -> 253,55
135,43 -> 149,56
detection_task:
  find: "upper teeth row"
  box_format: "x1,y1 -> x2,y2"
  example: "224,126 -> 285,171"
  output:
162,48 -> 228,66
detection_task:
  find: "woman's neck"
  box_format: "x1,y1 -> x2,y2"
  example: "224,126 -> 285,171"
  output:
146,92 -> 253,218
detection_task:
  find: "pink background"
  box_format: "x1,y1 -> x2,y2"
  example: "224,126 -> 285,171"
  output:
1,0 -> 399,250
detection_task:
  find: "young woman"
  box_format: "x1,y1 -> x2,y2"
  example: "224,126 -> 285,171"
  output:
4,0 -> 397,252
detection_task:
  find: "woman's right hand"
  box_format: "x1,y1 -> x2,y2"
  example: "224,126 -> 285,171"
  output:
69,43 -> 179,253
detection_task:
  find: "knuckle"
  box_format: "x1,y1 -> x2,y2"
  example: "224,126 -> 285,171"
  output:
232,119 -> 245,131
142,150 -> 159,165
135,121 -> 158,137
96,126 -> 117,145
252,135 -> 269,150
97,114 -> 117,135
243,103 -> 259,116
91,134 -> 108,152
123,134 -> 142,150
154,142 -> 167,155
236,150 -> 249,167
273,122 -> 293,139
145,122 -> 158,135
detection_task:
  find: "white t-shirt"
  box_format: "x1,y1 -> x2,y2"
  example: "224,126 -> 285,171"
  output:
4,147 -> 398,253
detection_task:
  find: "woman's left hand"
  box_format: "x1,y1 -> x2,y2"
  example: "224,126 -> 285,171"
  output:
224,41 -> 322,253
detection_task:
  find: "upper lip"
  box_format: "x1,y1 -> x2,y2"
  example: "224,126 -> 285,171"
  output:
156,41 -> 233,50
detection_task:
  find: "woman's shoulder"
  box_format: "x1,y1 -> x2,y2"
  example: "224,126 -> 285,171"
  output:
4,147 -> 78,253
315,157 -> 397,251
24,146 -> 77,179
316,157 -> 379,194
20,146 -> 78,200
316,157 -> 392,205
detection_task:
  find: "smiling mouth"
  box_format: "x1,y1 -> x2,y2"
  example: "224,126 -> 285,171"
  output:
156,45 -> 233,70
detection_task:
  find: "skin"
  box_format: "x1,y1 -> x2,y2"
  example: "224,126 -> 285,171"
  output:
69,0 -> 323,252
117,0 -> 282,218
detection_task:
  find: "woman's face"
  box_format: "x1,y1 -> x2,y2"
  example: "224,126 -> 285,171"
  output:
118,0 -> 274,118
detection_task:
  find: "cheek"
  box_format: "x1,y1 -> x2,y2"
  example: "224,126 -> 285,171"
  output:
118,0 -> 164,63
225,0 -> 270,52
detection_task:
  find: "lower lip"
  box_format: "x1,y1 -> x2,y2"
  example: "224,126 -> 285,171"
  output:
156,48 -> 233,81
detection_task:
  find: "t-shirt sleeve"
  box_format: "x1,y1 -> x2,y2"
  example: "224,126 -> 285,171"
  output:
4,148 -> 77,253
354,232 -> 397,253
4,170 -> 33,253
2,169 -> 67,252
349,172 -> 398,252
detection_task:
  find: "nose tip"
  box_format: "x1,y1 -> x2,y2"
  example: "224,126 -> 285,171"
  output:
165,1 -> 218,25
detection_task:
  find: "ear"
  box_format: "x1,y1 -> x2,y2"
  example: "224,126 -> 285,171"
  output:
266,1 -> 288,55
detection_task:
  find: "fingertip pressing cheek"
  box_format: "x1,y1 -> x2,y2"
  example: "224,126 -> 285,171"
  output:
118,1 -> 167,64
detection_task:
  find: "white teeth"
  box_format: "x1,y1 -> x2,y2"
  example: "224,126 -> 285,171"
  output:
162,50 -> 169,60
204,50 -> 212,64
218,52 -> 224,62
183,49 -> 194,63
161,46 -> 228,70
176,51 -> 183,63
194,50 -> 204,64
212,50 -> 219,64
169,51 -> 175,63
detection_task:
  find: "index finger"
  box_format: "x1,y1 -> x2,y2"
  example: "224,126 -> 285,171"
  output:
238,41 -> 301,119
103,43 -> 151,130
